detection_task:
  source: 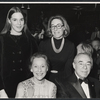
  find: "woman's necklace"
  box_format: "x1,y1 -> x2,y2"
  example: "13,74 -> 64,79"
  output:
51,37 -> 65,53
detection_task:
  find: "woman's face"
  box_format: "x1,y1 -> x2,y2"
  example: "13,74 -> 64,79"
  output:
51,18 -> 65,39
9,12 -> 24,34
31,57 -> 48,81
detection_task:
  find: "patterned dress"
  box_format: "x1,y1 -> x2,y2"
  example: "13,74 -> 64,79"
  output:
15,77 -> 57,98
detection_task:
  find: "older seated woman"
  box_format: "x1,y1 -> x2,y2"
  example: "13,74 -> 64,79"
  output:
15,53 -> 57,98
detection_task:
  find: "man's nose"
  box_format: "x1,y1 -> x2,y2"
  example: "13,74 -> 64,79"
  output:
83,64 -> 87,69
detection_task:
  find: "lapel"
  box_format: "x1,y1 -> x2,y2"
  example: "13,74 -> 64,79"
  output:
69,73 -> 87,98
88,78 -> 96,98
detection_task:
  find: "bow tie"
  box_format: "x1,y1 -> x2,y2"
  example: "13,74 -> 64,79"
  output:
79,78 -> 88,84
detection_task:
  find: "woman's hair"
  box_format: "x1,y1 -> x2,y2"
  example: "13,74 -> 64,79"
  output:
46,15 -> 70,37
1,6 -> 30,34
29,52 -> 49,70
77,41 -> 94,56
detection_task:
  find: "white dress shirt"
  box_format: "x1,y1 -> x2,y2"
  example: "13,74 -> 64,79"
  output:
75,72 -> 90,98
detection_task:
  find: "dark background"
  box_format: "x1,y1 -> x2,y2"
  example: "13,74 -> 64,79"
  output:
0,3 -> 100,45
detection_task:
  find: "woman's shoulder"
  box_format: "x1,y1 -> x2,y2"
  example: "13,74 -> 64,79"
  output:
18,78 -> 34,87
39,38 -> 51,45
45,79 -> 56,87
0,34 -> 6,39
45,79 -> 57,97
65,38 -> 74,44
64,38 -> 75,48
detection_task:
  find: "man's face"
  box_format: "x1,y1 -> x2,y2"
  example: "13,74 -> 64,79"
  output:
73,54 -> 92,79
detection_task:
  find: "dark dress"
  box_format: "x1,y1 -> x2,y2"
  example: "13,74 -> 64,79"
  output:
38,37 -> 75,83
0,31 -> 38,98
0,75 -> 4,90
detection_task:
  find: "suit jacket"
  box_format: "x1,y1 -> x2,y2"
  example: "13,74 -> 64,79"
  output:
0,32 -> 38,97
57,73 -> 100,98
0,32 -> 38,78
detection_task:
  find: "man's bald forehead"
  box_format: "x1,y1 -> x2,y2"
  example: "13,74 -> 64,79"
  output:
74,53 -> 93,64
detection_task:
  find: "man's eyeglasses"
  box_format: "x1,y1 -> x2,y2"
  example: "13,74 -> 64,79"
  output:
51,24 -> 63,30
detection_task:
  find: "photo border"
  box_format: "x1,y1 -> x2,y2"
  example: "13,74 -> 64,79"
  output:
0,1 -> 100,100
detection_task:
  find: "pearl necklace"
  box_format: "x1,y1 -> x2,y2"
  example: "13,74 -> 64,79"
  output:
51,37 -> 65,53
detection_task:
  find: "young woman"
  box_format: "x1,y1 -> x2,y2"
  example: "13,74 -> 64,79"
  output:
15,53 -> 57,98
0,7 -> 38,98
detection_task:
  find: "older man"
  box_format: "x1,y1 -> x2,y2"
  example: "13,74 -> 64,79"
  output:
57,53 -> 100,98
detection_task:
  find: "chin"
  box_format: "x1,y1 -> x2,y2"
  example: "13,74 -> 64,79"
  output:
37,76 -> 45,80
38,78 -> 44,81
82,75 -> 88,78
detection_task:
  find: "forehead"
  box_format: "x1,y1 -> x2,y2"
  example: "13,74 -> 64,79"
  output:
11,12 -> 23,18
75,54 -> 91,63
51,18 -> 63,25
33,57 -> 46,63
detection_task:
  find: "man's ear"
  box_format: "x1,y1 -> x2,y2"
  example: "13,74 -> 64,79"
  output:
73,62 -> 75,70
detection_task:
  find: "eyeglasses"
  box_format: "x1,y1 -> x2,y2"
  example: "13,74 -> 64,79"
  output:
51,24 -> 63,30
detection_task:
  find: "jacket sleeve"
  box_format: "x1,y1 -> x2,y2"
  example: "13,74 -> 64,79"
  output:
59,43 -> 75,79
0,36 -> 4,90
38,41 -> 45,53
56,79 -> 70,98
64,43 -> 75,78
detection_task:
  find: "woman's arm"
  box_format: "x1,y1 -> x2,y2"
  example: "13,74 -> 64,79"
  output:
64,43 -> 75,78
49,83 -> 57,98
0,89 -> 8,98
15,83 -> 24,98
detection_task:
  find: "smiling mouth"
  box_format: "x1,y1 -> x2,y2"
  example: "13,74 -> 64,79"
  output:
16,26 -> 22,28
36,73 -> 43,76
82,71 -> 87,74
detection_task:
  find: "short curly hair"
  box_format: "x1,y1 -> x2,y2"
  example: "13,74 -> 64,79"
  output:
29,52 -> 49,70
46,15 -> 70,38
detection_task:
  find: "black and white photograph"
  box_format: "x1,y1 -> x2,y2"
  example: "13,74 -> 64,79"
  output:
0,2 -> 100,98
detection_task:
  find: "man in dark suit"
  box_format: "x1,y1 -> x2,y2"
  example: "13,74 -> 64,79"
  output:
57,53 -> 100,98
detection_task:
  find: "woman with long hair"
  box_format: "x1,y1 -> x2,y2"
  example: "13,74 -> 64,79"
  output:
0,6 -> 38,98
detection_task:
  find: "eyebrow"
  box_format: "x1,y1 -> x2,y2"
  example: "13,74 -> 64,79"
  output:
11,17 -> 24,19
78,61 -> 92,64
51,23 -> 62,26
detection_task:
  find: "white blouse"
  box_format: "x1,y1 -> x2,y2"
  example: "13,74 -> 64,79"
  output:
15,77 -> 57,98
